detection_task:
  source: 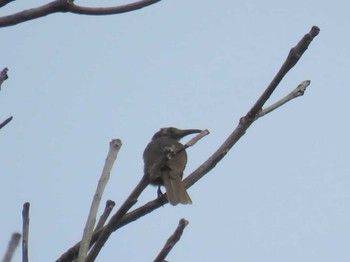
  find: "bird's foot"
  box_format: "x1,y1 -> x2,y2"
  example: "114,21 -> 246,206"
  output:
157,186 -> 164,198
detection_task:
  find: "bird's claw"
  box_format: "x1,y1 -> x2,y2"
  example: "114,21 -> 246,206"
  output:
157,186 -> 163,198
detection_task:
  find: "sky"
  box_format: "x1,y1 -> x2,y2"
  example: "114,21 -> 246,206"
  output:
1,0 -> 349,261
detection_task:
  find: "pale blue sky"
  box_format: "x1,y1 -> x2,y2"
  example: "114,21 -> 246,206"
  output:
1,0 -> 349,261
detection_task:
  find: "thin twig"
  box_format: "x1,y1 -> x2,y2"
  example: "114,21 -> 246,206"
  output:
2,233 -> 21,262
77,139 -> 122,262
153,219 -> 189,262
184,129 -> 210,148
22,202 -> 30,262
0,67 -> 8,90
257,80 -> 311,118
94,200 -> 116,231
0,116 -> 13,130
0,0 -> 161,27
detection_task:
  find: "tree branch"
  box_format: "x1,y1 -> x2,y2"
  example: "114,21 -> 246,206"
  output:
77,139 -> 122,262
0,0 -> 14,8
247,26 -> 319,119
0,116 -> 13,130
22,202 -> 30,262
257,80 -> 311,119
183,129 -> 210,149
0,67 -> 8,91
94,200 -> 116,231
68,0 -> 161,15
153,218 -> 189,262
184,26 -> 319,189
85,175 -> 149,262
0,0 -> 162,27
2,233 -> 21,262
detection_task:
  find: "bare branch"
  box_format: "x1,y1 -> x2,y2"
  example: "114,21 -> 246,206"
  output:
183,129 -> 210,148
22,202 -> 30,262
0,67 -> 9,91
247,26 -> 319,119
94,200 -> 116,231
184,26 -> 319,189
77,139 -> 122,262
0,0 -> 69,28
0,0 -> 162,27
0,116 -> 13,130
0,0 -> 14,8
85,175 -> 149,262
257,80 -> 311,118
68,0 -> 161,15
154,219 -> 189,262
2,233 -> 21,262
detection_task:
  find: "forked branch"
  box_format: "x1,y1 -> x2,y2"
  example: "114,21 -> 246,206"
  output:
184,26 -> 319,188
85,131 -> 207,262
56,131 -> 207,262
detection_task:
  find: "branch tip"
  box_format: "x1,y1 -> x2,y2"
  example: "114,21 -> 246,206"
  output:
110,138 -> 122,147
0,116 -> 13,130
153,218 -> 189,262
310,26 -> 320,37
2,233 -> 21,262
184,129 -> 209,148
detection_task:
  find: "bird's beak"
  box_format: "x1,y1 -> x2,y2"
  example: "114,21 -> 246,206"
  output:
178,129 -> 202,139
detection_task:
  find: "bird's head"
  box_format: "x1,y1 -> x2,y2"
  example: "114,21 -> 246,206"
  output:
152,127 -> 202,141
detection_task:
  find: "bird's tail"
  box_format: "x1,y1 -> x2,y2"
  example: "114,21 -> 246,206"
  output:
163,170 -> 192,205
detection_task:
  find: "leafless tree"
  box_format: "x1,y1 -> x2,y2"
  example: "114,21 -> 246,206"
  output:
0,1 -> 320,261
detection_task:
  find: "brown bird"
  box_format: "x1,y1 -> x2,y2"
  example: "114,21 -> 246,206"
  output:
143,127 -> 202,205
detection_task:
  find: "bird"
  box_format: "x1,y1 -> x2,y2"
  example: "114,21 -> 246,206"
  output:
143,127 -> 202,205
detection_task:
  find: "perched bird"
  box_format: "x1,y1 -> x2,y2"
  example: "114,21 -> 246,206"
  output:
143,127 -> 202,205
